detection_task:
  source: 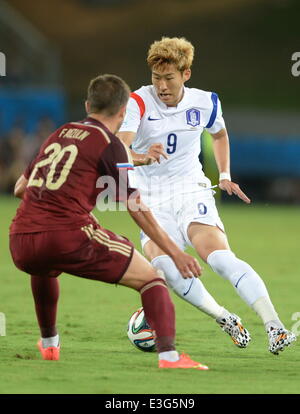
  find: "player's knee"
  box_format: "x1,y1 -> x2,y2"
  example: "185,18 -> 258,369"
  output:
207,250 -> 233,275
207,249 -> 251,284
138,275 -> 167,294
123,266 -> 166,292
140,267 -> 166,288
151,255 -> 179,287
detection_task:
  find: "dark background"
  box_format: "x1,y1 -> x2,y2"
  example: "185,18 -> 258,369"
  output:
0,0 -> 299,202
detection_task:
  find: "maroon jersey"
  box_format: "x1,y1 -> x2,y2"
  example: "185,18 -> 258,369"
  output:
10,117 -> 138,234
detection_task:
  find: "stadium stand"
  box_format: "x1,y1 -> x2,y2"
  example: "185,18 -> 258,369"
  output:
0,1 -> 65,193
1,0 -> 299,202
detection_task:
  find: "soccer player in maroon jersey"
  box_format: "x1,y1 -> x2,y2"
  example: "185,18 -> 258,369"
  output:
9,74 -> 208,370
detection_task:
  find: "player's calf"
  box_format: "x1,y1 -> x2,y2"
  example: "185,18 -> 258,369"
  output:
139,277 -> 176,353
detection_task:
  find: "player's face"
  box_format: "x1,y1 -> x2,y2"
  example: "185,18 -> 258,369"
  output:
151,64 -> 191,107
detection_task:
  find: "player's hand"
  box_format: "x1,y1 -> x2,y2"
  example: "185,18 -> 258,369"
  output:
141,154 -> 158,165
219,179 -> 251,204
132,153 -> 157,166
146,143 -> 169,164
172,251 -> 202,279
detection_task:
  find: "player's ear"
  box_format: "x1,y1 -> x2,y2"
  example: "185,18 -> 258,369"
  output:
183,69 -> 191,82
85,100 -> 90,114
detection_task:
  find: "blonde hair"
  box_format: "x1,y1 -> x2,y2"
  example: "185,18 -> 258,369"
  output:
147,37 -> 194,72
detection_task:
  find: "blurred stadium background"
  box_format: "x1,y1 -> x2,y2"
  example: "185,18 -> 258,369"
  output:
1,0 -> 300,395
0,0 -> 300,202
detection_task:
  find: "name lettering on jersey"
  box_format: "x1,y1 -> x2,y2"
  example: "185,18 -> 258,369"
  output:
59,128 -> 90,141
186,108 -> 200,127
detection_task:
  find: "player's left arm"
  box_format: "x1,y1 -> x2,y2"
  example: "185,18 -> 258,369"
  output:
14,174 -> 28,199
14,154 -> 36,199
211,128 -> 251,204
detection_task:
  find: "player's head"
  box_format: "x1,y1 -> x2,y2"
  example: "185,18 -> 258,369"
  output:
85,74 -> 130,128
147,37 -> 193,106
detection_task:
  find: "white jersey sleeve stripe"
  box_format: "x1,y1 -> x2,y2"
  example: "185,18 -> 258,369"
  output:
205,92 -> 218,129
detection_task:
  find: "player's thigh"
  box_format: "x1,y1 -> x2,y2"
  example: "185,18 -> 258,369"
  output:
178,190 -> 229,259
188,222 -> 230,262
58,225 -> 135,284
119,248 -> 162,290
10,233 -> 61,277
141,210 -> 186,261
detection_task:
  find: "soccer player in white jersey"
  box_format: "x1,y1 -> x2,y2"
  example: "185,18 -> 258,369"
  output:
117,37 -> 296,354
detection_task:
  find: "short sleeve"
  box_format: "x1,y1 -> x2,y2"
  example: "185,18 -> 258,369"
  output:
98,136 -> 139,202
205,95 -> 226,135
118,97 -> 141,133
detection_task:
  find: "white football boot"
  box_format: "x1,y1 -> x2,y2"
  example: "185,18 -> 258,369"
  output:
267,327 -> 296,355
216,313 -> 251,348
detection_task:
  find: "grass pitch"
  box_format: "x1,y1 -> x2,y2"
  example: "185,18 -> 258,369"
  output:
0,195 -> 299,394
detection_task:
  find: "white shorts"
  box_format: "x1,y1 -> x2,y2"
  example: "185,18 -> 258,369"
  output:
140,189 -> 225,251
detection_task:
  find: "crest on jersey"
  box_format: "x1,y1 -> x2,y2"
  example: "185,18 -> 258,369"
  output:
186,108 -> 200,127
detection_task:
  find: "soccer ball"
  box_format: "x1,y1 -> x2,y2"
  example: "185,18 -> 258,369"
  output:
127,307 -> 156,352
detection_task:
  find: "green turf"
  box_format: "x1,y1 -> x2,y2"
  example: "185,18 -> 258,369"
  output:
0,195 -> 299,394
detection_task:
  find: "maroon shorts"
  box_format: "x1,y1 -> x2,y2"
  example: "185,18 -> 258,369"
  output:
9,223 -> 134,284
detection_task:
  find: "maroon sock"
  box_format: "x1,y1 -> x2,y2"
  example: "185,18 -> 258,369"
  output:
31,275 -> 59,338
139,278 -> 176,353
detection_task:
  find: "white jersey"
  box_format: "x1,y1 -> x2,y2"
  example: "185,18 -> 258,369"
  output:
119,85 -> 226,208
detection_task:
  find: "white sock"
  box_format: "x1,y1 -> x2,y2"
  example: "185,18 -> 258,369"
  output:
159,350 -> 179,362
151,255 -> 228,319
252,297 -> 284,331
42,334 -> 59,348
207,250 -> 283,326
